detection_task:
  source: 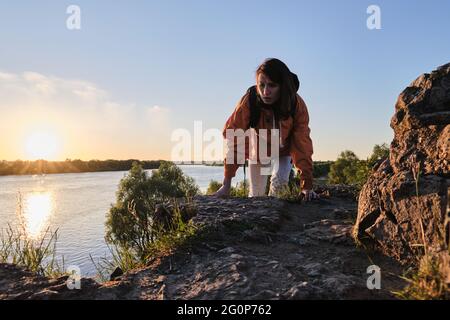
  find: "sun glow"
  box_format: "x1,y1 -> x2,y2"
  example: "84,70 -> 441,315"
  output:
18,192 -> 54,240
25,130 -> 62,160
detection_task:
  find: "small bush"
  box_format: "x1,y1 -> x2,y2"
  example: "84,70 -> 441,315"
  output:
105,161 -> 199,265
230,180 -> 249,198
144,202 -> 197,258
206,180 -> 222,195
149,161 -> 199,199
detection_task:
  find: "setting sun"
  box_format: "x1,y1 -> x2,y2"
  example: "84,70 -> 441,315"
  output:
25,131 -> 62,160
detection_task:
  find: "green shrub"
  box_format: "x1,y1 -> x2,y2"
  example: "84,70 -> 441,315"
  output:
96,200 -> 198,282
313,161 -> 333,178
105,161 -> 199,260
149,161 -> 199,199
230,180 -> 249,198
206,180 -> 222,195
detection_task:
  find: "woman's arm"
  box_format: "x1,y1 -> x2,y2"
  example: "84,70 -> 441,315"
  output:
213,93 -> 251,197
289,95 -> 314,191
222,93 -> 251,180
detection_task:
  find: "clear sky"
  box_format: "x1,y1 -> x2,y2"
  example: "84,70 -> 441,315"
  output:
1,0 -> 449,161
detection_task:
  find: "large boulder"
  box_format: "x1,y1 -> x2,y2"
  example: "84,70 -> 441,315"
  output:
354,63 -> 450,264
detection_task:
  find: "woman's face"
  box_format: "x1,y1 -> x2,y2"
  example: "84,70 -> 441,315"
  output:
257,73 -> 280,105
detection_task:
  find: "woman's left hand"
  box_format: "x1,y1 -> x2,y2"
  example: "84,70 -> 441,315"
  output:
301,189 -> 320,201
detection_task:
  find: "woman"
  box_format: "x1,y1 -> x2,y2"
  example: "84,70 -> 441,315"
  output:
214,58 -> 319,201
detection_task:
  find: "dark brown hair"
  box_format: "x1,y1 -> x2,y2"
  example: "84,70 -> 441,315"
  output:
255,58 -> 299,121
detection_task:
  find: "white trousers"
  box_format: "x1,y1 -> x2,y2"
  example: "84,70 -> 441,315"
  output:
248,156 -> 292,197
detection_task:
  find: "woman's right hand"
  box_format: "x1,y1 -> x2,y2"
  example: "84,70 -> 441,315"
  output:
213,178 -> 232,198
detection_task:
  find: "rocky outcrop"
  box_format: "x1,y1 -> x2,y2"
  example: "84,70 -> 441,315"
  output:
1,190 -> 406,300
354,63 -> 450,264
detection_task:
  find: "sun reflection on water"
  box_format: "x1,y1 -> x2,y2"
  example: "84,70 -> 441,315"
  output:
18,192 -> 54,239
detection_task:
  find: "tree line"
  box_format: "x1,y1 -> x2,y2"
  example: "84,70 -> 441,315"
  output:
0,159 -> 167,176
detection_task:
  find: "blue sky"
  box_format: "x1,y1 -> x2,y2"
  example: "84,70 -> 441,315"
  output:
1,0 -> 449,161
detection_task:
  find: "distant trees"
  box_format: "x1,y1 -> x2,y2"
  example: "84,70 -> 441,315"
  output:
204,144 -> 390,194
367,143 -> 390,168
328,143 -> 389,187
313,161 -> 333,178
0,159 -> 167,176
328,150 -> 367,186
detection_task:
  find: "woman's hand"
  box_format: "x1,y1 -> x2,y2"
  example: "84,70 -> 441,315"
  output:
212,178 -> 232,198
301,189 -> 319,201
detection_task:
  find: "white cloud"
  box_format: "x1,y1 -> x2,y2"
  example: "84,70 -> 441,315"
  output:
147,105 -> 169,115
0,72 -> 17,81
22,72 -> 56,95
71,82 -> 107,101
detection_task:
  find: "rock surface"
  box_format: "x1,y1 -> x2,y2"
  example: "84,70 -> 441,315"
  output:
1,189 -> 406,300
354,63 -> 450,264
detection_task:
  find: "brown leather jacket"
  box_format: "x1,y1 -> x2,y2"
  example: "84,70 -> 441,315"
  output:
222,91 -> 314,190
